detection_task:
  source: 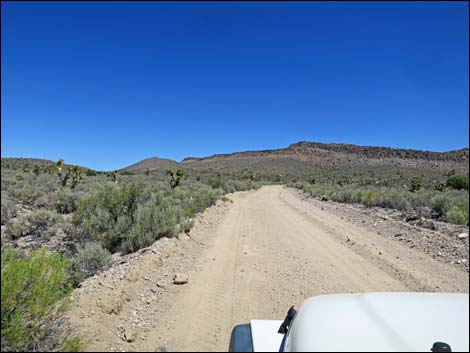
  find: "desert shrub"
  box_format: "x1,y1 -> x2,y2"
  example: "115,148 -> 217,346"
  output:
122,193 -> 180,253
55,191 -> 79,214
446,175 -> 469,190
119,170 -> 135,176
72,242 -> 111,278
1,198 -> 17,225
361,191 -> 379,206
62,336 -> 83,352
376,190 -> 410,210
430,194 -> 452,214
179,217 -> 194,233
433,182 -> 446,192
191,186 -> 223,212
445,199 -> 469,225
5,210 -> 60,239
74,183 -> 144,252
290,181 -> 468,225
85,169 -> 97,176
208,174 -> 225,190
3,172 -> 60,205
34,192 -> 60,209
446,206 -> 468,225
1,247 -> 72,352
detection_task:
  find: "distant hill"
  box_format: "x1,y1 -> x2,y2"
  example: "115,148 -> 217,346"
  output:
123,157 -> 179,173
118,142 -> 469,185
182,142 -> 469,163
180,142 -> 469,175
4,142 -> 469,179
0,157 -> 97,172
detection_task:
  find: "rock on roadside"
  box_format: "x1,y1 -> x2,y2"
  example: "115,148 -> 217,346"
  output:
173,273 -> 188,285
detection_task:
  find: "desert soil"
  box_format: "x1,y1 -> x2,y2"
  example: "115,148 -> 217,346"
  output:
66,185 -> 469,352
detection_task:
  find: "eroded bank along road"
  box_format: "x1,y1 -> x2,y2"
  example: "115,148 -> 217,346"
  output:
67,185 -> 469,352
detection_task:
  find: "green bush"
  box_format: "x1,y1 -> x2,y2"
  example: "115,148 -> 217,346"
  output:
55,191 -> 79,214
446,175 -> 469,190
85,169 -> 97,177
1,198 -> 17,225
123,193 -> 180,253
62,336 -> 83,352
34,192 -> 60,209
361,191 -> 379,206
74,182 -> 225,254
208,174 -> 225,190
1,247 -> 72,352
5,210 -> 60,239
446,202 -> 469,225
73,183 -> 144,252
72,242 -> 111,278
433,182 -> 446,192
290,181 -> 468,225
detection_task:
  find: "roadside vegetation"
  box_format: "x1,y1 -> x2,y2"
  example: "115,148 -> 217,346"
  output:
1,157 -> 468,351
289,174 -> 469,225
1,247 -> 80,352
0,158 -> 261,351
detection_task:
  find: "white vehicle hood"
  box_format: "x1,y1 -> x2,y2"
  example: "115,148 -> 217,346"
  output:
284,292 -> 469,352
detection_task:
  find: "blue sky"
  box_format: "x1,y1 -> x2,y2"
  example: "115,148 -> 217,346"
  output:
1,1 -> 468,171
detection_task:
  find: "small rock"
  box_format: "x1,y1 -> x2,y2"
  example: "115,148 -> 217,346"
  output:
457,233 -> 469,239
321,195 -> 328,201
405,212 -> 419,222
394,233 -> 403,238
173,273 -> 188,285
126,331 -> 137,343
156,344 -> 167,352
417,219 -> 436,230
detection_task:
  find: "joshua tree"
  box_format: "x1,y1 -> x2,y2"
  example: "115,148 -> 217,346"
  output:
56,159 -> 83,189
111,170 -> 118,183
56,159 -> 68,187
46,164 -> 55,174
337,176 -> 348,187
167,169 -> 186,188
69,166 -> 83,189
33,165 -> 41,176
409,177 -> 422,193
434,182 -> 446,192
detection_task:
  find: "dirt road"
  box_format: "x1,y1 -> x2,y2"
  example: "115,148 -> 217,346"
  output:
67,185 -> 469,352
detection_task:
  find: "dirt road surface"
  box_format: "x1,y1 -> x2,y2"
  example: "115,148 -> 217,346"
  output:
67,185 -> 469,352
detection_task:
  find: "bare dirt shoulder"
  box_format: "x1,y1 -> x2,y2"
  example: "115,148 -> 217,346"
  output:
65,185 -> 469,352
